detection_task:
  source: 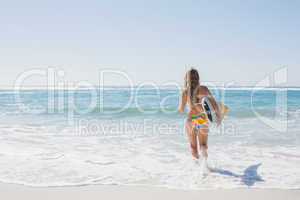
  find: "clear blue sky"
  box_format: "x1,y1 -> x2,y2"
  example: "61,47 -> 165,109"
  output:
1,0 -> 299,86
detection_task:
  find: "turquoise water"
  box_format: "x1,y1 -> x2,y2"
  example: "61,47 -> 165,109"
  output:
0,88 -> 299,189
1,88 -> 300,120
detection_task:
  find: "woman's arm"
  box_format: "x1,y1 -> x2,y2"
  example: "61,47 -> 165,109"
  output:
178,89 -> 187,113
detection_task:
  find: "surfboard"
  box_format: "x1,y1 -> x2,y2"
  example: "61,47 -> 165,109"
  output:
201,97 -> 229,124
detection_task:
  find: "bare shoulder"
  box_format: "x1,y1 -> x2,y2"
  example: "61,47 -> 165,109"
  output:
198,85 -> 209,95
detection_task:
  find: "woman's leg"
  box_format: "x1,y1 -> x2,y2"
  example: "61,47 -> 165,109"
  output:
198,126 -> 209,158
185,120 -> 199,159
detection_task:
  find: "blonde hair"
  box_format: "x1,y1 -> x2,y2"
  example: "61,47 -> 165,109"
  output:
184,68 -> 200,105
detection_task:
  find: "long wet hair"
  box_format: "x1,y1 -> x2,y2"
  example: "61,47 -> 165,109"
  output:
184,68 -> 200,105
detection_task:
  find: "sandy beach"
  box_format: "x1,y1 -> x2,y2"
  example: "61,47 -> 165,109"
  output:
0,183 -> 299,200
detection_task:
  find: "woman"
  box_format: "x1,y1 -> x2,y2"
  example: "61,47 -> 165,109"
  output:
179,68 -> 221,160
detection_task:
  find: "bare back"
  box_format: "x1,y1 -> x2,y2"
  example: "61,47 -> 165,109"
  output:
184,85 -> 209,119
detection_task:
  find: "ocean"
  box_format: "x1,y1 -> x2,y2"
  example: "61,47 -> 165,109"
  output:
0,87 -> 299,189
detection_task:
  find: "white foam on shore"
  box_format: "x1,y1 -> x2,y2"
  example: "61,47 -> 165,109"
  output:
0,120 -> 299,190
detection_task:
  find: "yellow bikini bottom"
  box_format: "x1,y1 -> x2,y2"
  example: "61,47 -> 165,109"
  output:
191,113 -> 209,129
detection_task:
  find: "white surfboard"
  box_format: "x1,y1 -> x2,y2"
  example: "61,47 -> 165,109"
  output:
201,97 -> 229,124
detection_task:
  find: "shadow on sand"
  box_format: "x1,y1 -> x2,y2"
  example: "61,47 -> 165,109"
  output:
210,163 -> 264,187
